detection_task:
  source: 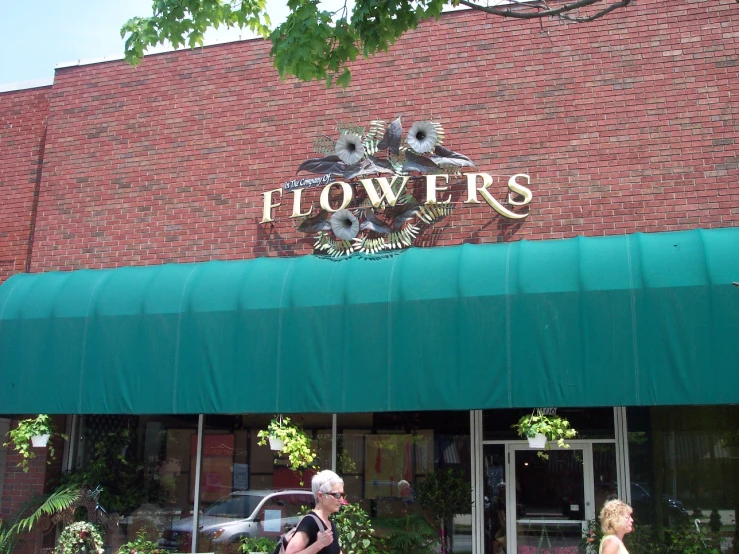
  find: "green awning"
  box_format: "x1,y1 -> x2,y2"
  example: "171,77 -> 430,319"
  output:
1,228 -> 738,414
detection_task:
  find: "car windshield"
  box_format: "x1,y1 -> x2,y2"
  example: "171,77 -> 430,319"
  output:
204,494 -> 265,519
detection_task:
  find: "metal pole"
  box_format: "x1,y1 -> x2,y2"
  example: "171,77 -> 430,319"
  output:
331,414 -> 337,472
191,414 -> 205,554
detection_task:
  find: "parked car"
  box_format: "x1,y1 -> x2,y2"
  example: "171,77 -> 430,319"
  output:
630,482 -> 689,527
159,489 -> 315,552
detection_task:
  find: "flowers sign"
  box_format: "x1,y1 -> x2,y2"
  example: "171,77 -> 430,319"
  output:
261,117 -> 533,257
301,118 -> 468,257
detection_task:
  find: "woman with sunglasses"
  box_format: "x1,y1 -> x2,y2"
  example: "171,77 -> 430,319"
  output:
286,470 -> 347,554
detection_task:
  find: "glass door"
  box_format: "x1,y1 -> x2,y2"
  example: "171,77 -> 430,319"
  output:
509,443 -> 594,554
482,445 -> 507,554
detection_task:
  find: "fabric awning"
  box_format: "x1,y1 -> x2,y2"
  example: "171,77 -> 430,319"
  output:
1,227 -> 737,414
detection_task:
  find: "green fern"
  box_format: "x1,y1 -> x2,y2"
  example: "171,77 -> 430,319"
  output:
14,486 -> 81,533
0,485 -> 81,552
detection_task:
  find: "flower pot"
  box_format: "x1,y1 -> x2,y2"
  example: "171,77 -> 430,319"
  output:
527,433 -> 547,449
268,436 -> 285,451
31,434 -> 51,447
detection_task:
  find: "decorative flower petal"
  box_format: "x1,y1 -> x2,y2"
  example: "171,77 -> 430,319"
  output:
407,121 -> 438,153
330,209 -> 360,240
335,133 -> 365,165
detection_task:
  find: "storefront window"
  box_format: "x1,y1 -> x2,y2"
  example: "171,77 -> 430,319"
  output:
66,412 -> 473,554
67,414 -> 200,552
194,414 -> 331,554
338,411 -> 472,554
627,406 -> 738,552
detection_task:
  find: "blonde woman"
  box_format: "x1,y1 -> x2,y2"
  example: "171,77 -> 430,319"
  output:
599,499 -> 634,554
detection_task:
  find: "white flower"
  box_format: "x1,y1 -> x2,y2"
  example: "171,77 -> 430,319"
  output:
407,121 -> 438,153
335,133 -> 365,165
330,209 -> 360,240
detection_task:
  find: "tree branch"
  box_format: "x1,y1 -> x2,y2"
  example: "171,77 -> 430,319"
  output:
457,0 -> 632,22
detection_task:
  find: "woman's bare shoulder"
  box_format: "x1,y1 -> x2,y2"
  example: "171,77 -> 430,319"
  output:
600,535 -> 623,554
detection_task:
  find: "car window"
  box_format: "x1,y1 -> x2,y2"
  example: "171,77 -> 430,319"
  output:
257,493 -> 315,535
205,494 -> 265,518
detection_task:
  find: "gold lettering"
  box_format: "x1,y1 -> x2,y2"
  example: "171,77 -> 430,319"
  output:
507,174 -> 533,207
319,181 -> 353,212
463,173 -> 528,219
289,188 -> 313,218
261,188 -> 282,223
425,174 -> 451,204
358,176 -> 409,207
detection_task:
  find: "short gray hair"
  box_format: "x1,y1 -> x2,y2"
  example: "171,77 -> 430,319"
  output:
312,470 -> 344,501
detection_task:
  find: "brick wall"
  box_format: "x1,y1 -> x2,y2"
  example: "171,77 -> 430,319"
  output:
11,0 -> 739,274
0,419 -> 54,554
0,87 -> 50,284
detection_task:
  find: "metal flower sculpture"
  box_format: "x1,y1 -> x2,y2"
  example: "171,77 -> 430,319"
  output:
296,118 -> 476,257
335,133 -> 365,165
407,121 -> 438,153
330,209 -> 360,240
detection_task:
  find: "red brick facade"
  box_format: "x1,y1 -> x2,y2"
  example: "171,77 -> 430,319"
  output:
0,0 -> 734,280
0,87 -> 50,284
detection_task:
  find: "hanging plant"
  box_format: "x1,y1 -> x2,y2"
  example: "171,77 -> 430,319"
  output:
257,416 -> 317,472
55,521 -> 105,554
512,410 -> 577,459
3,415 -> 67,472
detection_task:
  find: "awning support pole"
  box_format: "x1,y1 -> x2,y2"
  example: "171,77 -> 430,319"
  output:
331,414 -> 337,472
191,414 -> 205,554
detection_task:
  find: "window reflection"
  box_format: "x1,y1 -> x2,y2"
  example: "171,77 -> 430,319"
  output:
68,415 -> 199,552
627,406 -> 738,551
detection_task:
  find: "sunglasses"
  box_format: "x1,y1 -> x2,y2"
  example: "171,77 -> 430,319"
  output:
324,492 -> 347,500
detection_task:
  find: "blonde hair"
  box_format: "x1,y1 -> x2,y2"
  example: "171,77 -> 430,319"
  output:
599,499 -> 633,535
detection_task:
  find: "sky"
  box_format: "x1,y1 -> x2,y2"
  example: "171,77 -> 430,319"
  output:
0,0 -> 299,87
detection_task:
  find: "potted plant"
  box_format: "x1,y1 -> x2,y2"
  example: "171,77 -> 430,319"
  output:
3,414 -> 67,472
117,528 -> 162,554
414,469 -> 472,554
257,416 -> 317,472
239,536 -> 278,554
512,410 -> 577,459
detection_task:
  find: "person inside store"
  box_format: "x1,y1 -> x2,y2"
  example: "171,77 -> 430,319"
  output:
492,482 -> 507,554
398,479 -> 415,503
286,470 -> 348,554
598,499 -> 635,554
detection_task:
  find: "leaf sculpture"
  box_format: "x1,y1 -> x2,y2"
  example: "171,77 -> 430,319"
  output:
297,155 -> 347,175
298,209 -> 331,233
378,117 -> 402,155
386,201 -> 420,231
417,202 -> 454,224
401,151 -> 440,174
430,145 -> 476,168
343,157 -> 395,180
359,209 -> 392,234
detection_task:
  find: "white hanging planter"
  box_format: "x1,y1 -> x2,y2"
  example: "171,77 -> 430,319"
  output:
31,434 -> 51,448
268,436 -> 285,451
527,433 -> 548,449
